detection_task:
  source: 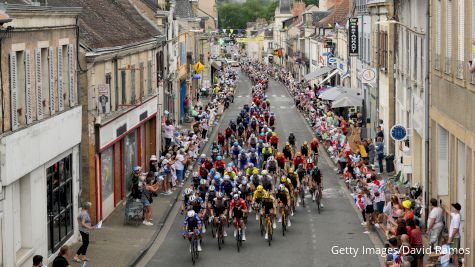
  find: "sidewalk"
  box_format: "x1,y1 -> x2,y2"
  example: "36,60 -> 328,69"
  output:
68,96 -> 221,267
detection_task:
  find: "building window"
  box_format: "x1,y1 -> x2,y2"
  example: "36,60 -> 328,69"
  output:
131,65 -> 136,103
40,48 -> 50,117
379,32 -> 388,71
101,147 -> 114,200
121,70 -> 126,105
437,126 -> 449,196
105,73 -> 112,111
435,0 -> 442,69
147,60 -> 153,95
47,154 -> 74,254
123,131 -> 137,195
457,0 -> 465,79
446,0 -> 453,73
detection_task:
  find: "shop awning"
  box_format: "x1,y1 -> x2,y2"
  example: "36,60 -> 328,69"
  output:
317,69 -> 340,86
304,66 -> 335,81
211,61 -> 221,69
319,86 -> 361,101
331,95 -> 363,108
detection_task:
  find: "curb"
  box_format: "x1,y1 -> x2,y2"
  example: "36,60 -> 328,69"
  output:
128,98 -> 235,266
276,79 -> 389,246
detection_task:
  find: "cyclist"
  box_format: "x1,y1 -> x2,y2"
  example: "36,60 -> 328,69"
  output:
229,194 -> 248,240
182,210 -> 202,252
205,185 -> 217,210
275,184 -> 291,227
275,152 -> 286,175
261,170 -> 274,193
282,142 -> 293,161
301,141 -> 310,157
217,132 -> 226,150
224,164 -> 237,180
262,143 -> 273,162
238,180 -> 252,207
252,185 -> 266,220
191,171 -> 201,190
214,156 -> 226,175
261,192 -> 276,239
210,192 -> 228,238
188,195 -> 206,233
293,152 -> 305,168
238,150 -> 249,171
310,137 -> 319,161
181,188 -> 193,214
248,133 -> 258,149
250,168 -> 261,192
231,141 -> 242,162
288,133 -> 296,148
269,132 -> 279,150
310,167 -> 323,208
248,148 -> 259,167
287,168 -> 301,204
265,156 -> 278,183
280,176 -> 295,216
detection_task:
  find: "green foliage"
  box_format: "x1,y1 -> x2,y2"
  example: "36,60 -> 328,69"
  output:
218,0 -> 279,29
303,0 -> 318,7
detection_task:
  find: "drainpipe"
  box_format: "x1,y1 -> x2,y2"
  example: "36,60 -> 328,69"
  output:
424,0 -> 431,221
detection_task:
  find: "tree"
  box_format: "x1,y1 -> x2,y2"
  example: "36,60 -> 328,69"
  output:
217,0 -> 278,29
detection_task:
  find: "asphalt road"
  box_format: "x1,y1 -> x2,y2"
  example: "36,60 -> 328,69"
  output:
141,70 -> 381,267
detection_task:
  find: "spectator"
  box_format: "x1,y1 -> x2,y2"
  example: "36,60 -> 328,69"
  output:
469,40 -> 475,73
174,149 -> 187,187
162,120 -> 175,151
426,198 -> 444,250
32,255 -> 44,267
377,126 -> 384,140
74,202 -> 93,263
367,138 -> 375,165
407,219 -> 424,267
52,245 -> 71,267
376,137 -> 385,174
142,176 -> 160,226
443,202 -> 462,267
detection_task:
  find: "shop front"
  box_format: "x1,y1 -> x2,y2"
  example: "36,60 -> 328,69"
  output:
95,97 -> 158,220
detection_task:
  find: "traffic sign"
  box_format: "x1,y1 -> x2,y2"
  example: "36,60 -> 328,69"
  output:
361,68 -> 376,84
390,125 -> 408,141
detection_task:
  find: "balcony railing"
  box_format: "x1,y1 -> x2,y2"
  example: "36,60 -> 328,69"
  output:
456,60 -> 464,80
367,0 -> 389,6
445,57 -> 451,74
434,54 -> 440,70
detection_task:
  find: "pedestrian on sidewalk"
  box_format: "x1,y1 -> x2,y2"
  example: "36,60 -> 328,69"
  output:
143,176 -> 161,226
175,149 -> 187,187
367,138 -> 375,165
442,203 -> 462,267
162,120 -> 175,151
74,202 -> 93,263
32,255 -> 44,267
52,245 -> 71,267
376,137 -> 384,174
161,158 -> 172,195
427,198 -> 444,250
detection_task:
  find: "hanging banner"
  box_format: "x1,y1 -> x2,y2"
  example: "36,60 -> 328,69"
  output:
230,29 -> 234,34
348,18 -> 359,56
235,36 -> 264,43
222,29 -> 227,34
97,84 -> 110,114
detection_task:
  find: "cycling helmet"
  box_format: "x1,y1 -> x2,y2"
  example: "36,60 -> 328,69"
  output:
250,148 -> 256,153
234,141 -> 239,146
278,184 -> 286,191
237,171 -> 243,177
252,169 -> 259,175
200,179 -> 207,185
200,154 -> 206,158
306,158 -> 313,163
256,185 -> 264,192
209,185 -> 216,191
184,188 -> 193,195
232,187 -> 239,194
288,168 -> 294,173
248,163 -> 254,168
227,162 -> 234,168
187,210 -> 196,218
192,171 -> 199,177
223,175 -> 230,181
281,176 -> 287,183
217,156 -> 223,161
241,180 -> 247,186
216,192 -> 224,199
189,195 -> 197,202
263,192 -> 271,199
233,194 -> 240,201
259,139 -> 264,144
261,170 -> 268,175
303,141 -> 308,145
296,152 -> 302,157
133,166 -> 141,172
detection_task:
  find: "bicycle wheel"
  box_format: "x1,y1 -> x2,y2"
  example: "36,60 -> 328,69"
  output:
281,209 -> 286,236
259,215 -> 264,236
218,223 -> 223,250
236,229 -> 241,252
300,187 -> 306,207
316,191 -> 321,214
191,238 -> 196,265
267,219 -> 273,246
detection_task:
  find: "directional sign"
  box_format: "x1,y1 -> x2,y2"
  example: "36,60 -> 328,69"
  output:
390,124 -> 408,141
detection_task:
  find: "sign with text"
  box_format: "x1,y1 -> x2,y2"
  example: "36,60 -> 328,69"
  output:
97,84 -> 110,114
348,18 -> 359,56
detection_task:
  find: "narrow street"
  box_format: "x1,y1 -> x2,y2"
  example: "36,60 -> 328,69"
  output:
138,71 -> 380,267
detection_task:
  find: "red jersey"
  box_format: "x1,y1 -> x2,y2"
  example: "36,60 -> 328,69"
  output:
310,141 -> 319,152
293,156 -> 304,167
276,155 -> 286,165
214,160 -> 225,169
230,199 -> 247,211
269,136 -> 279,144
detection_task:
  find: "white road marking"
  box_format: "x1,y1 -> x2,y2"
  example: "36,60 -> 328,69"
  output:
279,106 -> 286,109
272,94 -> 277,97
237,95 -> 243,98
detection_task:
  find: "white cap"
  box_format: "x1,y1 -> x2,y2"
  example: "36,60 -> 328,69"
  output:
150,155 -> 157,161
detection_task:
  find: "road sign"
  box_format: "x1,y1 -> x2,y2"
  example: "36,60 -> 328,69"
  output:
390,125 -> 408,141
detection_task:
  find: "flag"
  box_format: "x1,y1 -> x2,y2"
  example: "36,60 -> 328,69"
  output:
223,29 -> 227,34
230,29 -> 234,34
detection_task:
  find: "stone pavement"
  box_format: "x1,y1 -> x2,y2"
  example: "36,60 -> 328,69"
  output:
67,96 -> 222,267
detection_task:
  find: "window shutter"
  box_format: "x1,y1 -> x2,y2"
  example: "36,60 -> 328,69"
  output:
57,46 -> 64,111
35,48 -> 43,120
447,0 -> 452,58
436,0 -> 441,54
25,50 -> 33,124
10,52 -> 18,130
48,47 -> 55,115
68,44 -> 75,106
438,126 -> 449,195
458,0 -> 465,62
